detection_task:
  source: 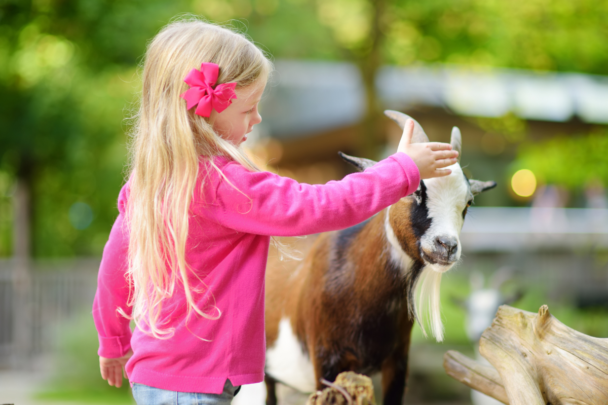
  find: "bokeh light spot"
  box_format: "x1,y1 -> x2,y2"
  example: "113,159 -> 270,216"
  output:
511,169 -> 537,197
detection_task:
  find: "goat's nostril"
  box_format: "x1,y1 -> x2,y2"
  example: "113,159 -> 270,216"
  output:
436,236 -> 458,256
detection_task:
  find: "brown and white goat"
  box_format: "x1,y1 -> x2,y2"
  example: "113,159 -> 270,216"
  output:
263,111 -> 496,405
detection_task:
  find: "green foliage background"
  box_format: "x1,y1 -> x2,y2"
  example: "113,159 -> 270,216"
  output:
1,0 -> 607,257
515,129 -> 608,189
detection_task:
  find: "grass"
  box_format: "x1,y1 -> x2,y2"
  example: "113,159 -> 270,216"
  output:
36,387 -> 135,404
35,312 -> 134,404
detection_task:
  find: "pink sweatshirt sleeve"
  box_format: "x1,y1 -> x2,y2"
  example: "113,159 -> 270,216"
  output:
92,185 -> 133,358
201,152 -> 420,236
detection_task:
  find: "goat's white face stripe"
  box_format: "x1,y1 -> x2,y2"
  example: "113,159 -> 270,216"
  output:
384,206 -> 413,276
265,318 -> 316,393
421,163 -> 469,272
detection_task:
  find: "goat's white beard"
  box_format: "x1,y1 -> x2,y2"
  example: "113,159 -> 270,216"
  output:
415,266 -> 444,342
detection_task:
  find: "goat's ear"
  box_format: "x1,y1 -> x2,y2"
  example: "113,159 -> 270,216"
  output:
450,127 -> 462,162
338,152 -> 377,171
470,180 -> 497,195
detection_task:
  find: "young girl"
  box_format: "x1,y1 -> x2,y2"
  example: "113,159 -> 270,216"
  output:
93,18 -> 458,405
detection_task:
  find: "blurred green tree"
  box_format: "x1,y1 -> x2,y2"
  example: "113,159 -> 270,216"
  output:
513,128 -> 608,194
1,0 -> 607,258
0,0 -> 339,258
0,0 -> 191,257
384,0 -> 608,74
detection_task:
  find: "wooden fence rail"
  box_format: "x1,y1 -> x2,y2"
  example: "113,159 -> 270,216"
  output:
0,261 -> 99,368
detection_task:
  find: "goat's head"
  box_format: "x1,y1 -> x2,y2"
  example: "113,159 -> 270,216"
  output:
339,110 -> 496,341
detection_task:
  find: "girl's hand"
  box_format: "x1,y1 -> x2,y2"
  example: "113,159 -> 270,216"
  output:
99,349 -> 133,388
397,119 -> 459,179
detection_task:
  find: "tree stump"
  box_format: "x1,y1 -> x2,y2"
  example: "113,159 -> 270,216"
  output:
444,305 -> 608,405
306,371 -> 376,405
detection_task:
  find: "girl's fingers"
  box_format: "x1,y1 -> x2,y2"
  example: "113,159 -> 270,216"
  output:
435,157 -> 458,168
428,142 -> 453,151
434,168 -> 452,177
107,364 -> 115,386
106,366 -> 113,385
397,120 -> 415,151
434,150 -> 459,160
99,359 -> 126,388
111,365 -> 119,386
114,367 -> 122,388
100,355 -> 131,388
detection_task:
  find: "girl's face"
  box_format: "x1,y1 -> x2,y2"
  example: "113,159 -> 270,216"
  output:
209,78 -> 266,145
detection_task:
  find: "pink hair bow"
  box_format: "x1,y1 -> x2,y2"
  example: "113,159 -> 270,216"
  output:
180,63 -> 237,117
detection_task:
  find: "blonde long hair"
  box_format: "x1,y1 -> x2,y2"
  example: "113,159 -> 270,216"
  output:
125,18 -> 272,338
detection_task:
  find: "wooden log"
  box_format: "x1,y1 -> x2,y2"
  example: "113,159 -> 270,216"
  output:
306,371 -> 376,405
443,350 -> 508,404
444,305 -> 608,405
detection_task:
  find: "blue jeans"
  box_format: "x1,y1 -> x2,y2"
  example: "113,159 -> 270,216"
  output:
132,379 -> 241,405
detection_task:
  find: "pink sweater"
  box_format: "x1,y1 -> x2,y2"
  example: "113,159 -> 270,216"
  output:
92,152 -> 420,394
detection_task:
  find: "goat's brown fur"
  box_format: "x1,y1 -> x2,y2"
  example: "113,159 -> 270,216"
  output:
265,207 -> 419,404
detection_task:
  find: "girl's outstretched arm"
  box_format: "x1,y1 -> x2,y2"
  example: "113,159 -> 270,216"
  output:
198,151 -> 421,237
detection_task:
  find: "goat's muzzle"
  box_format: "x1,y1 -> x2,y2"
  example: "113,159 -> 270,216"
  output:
421,235 -> 460,270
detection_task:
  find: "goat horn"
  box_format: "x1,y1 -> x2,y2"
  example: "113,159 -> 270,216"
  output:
384,110 -> 430,143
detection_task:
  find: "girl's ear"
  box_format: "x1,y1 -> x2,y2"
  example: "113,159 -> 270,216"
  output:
338,152 -> 377,172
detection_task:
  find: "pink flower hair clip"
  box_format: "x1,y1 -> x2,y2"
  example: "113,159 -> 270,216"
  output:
180,63 -> 237,117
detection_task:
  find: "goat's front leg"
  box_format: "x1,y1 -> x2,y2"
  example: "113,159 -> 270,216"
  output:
264,374 -> 278,405
313,347 -> 337,391
381,353 -> 409,405
313,345 -> 360,391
